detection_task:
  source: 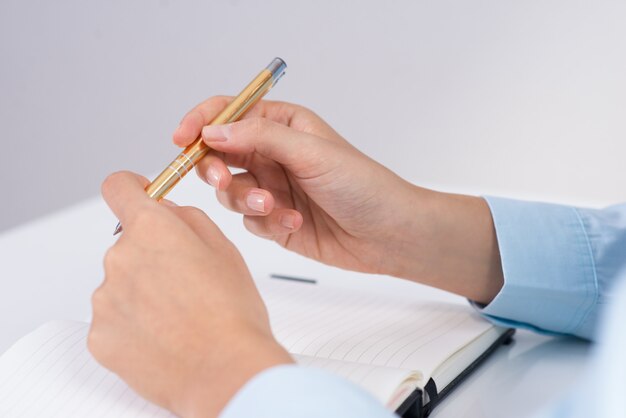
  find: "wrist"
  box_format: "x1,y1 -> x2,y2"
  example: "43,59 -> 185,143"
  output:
178,331 -> 294,418
381,186 -> 504,304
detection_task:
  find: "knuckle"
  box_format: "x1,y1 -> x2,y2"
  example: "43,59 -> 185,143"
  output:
184,109 -> 202,123
130,206 -> 160,229
86,325 -> 109,365
86,326 -> 99,356
196,96 -> 231,119
215,189 -> 231,208
251,117 -> 268,138
277,100 -> 315,122
267,217 -> 284,235
300,105 -> 320,120
178,205 -> 204,218
236,117 -> 267,140
177,205 -> 211,224
288,102 -> 311,116
182,206 -> 220,232
210,95 -> 231,104
243,216 -> 267,237
91,285 -> 109,312
219,189 -> 247,215
102,246 -> 120,270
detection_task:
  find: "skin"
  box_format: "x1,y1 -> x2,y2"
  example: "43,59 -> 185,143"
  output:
90,97 -> 504,417
92,173 -> 293,418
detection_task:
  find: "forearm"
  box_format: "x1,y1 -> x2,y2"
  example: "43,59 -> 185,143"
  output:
380,185 -> 504,304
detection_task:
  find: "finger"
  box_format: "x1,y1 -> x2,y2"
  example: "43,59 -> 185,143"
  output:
172,96 -> 231,147
241,99 -> 300,126
216,173 -> 275,215
161,199 -> 178,207
195,143 -> 286,187
200,117 -> 338,171
242,99 -> 341,140
101,171 -> 153,225
168,205 -> 228,247
179,97 -> 297,132
175,96 -> 335,146
195,144 -> 256,173
194,152 -> 232,191
243,209 -> 303,237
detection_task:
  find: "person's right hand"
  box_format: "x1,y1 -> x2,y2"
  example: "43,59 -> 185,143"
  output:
173,97 -> 417,277
173,97 -> 504,304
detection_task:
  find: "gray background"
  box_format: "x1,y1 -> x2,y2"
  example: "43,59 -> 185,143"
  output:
1,0 -> 625,232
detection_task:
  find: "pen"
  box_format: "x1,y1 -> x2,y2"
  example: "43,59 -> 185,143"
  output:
113,57 -> 287,235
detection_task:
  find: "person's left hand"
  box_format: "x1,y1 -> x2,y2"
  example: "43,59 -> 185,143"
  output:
89,171 -> 293,418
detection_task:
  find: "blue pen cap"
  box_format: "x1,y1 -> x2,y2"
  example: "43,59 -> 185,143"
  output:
267,57 -> 287,86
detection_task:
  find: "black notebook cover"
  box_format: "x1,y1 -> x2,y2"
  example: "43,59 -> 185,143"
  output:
395,328 -> 516,418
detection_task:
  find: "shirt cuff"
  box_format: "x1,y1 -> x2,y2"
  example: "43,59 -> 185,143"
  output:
220,365 -> 396,418
475,196 -> 598,340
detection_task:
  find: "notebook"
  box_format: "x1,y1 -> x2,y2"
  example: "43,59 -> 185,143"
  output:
0,275 -> 513,418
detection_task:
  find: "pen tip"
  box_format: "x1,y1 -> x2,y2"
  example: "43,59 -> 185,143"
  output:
113,223 -> 122,236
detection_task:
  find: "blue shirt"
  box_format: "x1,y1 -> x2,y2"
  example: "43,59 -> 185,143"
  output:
221,197 -> 626,418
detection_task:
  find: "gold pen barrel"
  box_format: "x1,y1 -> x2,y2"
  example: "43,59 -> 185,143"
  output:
145,58 -> 286,202
145,140 -> 207,200
113,58 -> 286,234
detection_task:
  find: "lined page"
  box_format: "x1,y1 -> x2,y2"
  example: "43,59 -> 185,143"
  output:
0,321 -> 174,418
292,354 -> 420,411
0,277 -> 501,416
258,277 -> 496,380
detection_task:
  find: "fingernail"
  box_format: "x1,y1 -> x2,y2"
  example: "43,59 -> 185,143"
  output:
202,124 -> 229,142
246,191 -> 266,212
279,214 -> 295,229
206,165 -> 221,188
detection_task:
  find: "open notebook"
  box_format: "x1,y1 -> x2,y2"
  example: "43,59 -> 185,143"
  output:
0,275 -> 513,418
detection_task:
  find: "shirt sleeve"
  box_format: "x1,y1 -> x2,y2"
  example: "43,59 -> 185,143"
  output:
221,197 -> 626,418
533,275 -> 626,418
477,196 -> 626,340
220,365 -> 397,418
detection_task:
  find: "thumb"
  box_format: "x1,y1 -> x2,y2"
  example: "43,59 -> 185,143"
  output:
101,171 -> 152,226
200,118 -> 339,173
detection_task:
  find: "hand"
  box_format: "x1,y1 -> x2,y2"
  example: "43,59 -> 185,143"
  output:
89,171 -> 293,418
174,97 -> 504,303
174,97 -> 420,276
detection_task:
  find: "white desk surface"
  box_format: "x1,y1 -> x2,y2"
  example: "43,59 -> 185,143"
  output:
0,175 -> 590,418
